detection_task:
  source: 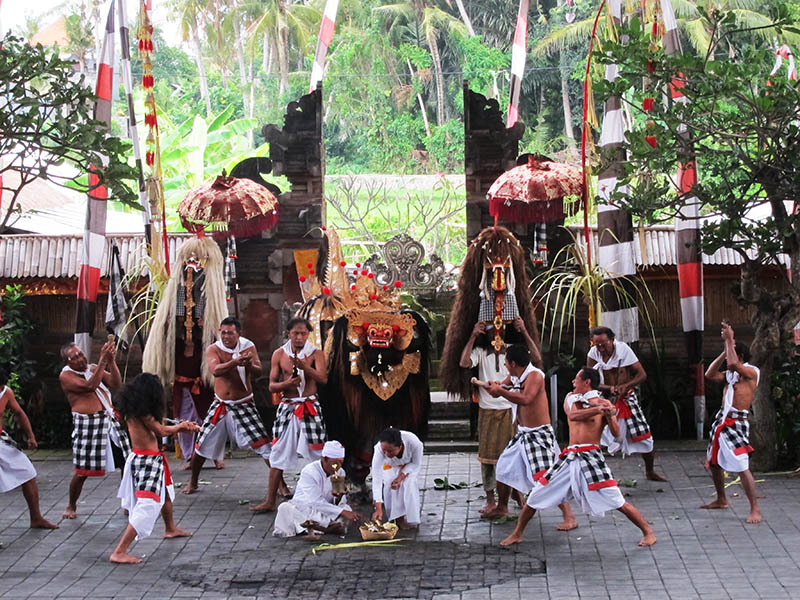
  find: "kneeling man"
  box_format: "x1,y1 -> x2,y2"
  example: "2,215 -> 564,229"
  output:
273,440 -> 360,538
370,427 -> 423,529
501,368 -> 656,548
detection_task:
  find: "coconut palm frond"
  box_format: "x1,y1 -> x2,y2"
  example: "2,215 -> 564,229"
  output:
728,9 -> 777,39
671,0 -> 701,20
425,6 -> 468,38
680,17 -> 711,55
532,17 -> 596,59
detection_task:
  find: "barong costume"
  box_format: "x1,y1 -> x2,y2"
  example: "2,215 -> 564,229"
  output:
371,430 -> 423,525
273,441 -> 351,537
525,392 -> 624,516
62,366 -> 131,476
270,340 -> 326,471
588,342 -> 653,455
707,363 -> 760,473
194,337 -> 270,460
117,449 -> 175,539
0,388 -> 37,493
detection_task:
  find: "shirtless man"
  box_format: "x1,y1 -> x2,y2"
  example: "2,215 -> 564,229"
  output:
482,344 -> 577,531
500,368 -> 656,548
59,340 -> 127,519
263,318 -> 328,513
701,321 -> 762,523
111,373 -> 198,564
184,317 -> 274,505
0,367 -> 59,529
587,326 -> 667,481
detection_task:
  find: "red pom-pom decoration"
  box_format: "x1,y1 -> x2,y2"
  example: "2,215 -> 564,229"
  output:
321,225 -> 327,231
307,262 -> 314,269
340,261 -> 347,267
309,268 -> 315,275
382,285 -> 389,291
356,262 -> 361,268
369,293 -> 378,300
299,275 -> 307,283
322,287 -> 331,295
360,269 -> 368,276
394,281 -> 403,288
368,273 -> 375,279
361,322 -> 370,330
351,284 -> 357,290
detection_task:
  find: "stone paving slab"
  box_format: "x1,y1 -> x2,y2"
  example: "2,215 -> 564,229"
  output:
1,448 -> 799,599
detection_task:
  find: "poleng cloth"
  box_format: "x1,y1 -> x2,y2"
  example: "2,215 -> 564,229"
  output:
117,449 -> 176,540
707,407 -> 753,471
477,406 -> 514,465
71,411 -> 114,476
195,394 -> 270,452
271,395 -> 326,452
539,444 -> 616,491
609,391 -> 652,443
0,428 -> 37,493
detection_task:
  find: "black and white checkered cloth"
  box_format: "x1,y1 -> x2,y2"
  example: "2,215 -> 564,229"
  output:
175,272 -> 207,319
540,445 -> 617,491
131,451 -> 170,502
272,397 -> 326,449
478,293 -> 520,323
617,392 -> 652,442
71,411 -> 110,476
0,430 -> 19,450
109,416 -> 132,457
707,407 -> 752,463
505,424 -> 558,481
196,398 -> 270,450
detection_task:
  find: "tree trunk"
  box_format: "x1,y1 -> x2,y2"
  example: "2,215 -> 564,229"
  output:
427,29 -> 446,126
407,58 -> 431,138
277,2 -> 290,95
560,53 -> 575,147
453,0 -> 475,36
262,32 -> 270,74
233,16 -> 253,147
191,20 -> 212,117
748,309 -> 779,471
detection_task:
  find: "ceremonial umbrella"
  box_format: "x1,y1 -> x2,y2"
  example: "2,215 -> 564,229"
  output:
178,175 -> 279,240
487,155 -> 582,224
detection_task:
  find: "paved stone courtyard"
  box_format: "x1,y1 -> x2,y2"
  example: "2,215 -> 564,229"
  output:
2,448 -> 800,599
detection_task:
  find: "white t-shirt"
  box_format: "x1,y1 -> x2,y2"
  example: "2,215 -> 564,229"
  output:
469,347 -> 513,411
587,341 -> 639,385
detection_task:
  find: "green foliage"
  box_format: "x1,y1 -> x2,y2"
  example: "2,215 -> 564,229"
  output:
772,347 -> 800,466
0,35 -> 139,231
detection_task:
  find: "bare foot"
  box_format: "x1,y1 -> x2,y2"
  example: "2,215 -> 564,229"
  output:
299,531 -> 322,541
556,519 -> 578,531
181,484 -> 198,495
30,518 -> 59,529
62,507 -> 77,519
249,501 -> 275,513
646,471 -> 669,482
499,532 -> 522,547
638,532 -> 657,546
482,507 -> 509,520
746,509 -> 763,524
395,517 -> 417,531
164,528 -> 193,538
109,551 -> 143,564
699,499 -> 729,510
214,460 -> 225,470
278,484 -> 293,498
180,462 -> 192,471
478,501 -> 497,516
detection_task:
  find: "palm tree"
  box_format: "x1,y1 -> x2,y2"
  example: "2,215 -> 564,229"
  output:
374,1 -> 467,126
170,0 -> 214,116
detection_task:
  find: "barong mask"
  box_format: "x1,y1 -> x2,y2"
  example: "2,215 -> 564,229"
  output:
479,245 -> 520,352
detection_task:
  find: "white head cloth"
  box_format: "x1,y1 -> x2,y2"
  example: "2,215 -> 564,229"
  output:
321,440 -> 345,459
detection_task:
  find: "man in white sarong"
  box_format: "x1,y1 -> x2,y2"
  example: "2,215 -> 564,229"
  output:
500,368 -> 656,548
486,345 -> 577,530
587,326 -> 667,481
263,317 -> 328,512
59,340 -> 130,519
370,428 -> 422,529
701,321 -> 762,524
184,317 -> 274,508
273,440 -> 360,539
0,367 -> 58,530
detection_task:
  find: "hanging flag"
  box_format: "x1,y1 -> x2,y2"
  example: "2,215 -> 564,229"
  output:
309,0 -> 339,93
660,0 -> 705,439
75,2 -> 115,357
769,45 -> 797,82
596,0 -> 638,343
105,244 -> 131,352
507,0 -> 529,128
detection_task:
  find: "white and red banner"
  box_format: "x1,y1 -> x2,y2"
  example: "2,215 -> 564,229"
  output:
506,0 -> 529,128
309,0 -> 339,93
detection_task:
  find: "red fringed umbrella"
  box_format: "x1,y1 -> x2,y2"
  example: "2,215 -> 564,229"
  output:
178,175 -> 279,239
487,156 -> 582,224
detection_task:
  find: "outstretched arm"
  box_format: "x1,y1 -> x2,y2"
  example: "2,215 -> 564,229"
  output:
101,342 -> 123,390
7,390 -> 37,448
140,415 -> 200,438
705,350 -> 726,383
721,321 -> 756,381
488,371 -> 542,406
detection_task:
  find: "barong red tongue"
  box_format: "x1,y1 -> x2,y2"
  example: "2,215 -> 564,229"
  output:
293,400 -> 319,420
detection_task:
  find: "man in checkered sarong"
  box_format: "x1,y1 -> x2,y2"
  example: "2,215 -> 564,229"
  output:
261,317 -> 328,513
183,317 -> 276,505
501,368 -> 656,548
481,344 -> 577,531
701,321 -> 762,524
111,373 -> 199,563
587,326 -> 667,482
59,340 -> 130,519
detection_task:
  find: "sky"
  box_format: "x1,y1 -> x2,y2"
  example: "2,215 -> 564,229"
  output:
0,0 -> 181,46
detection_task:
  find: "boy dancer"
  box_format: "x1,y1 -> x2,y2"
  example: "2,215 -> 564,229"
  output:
111,373 -> 199,563
701,321 -> 762,523
0,367 -> 58,529
500,368 -> 656,547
